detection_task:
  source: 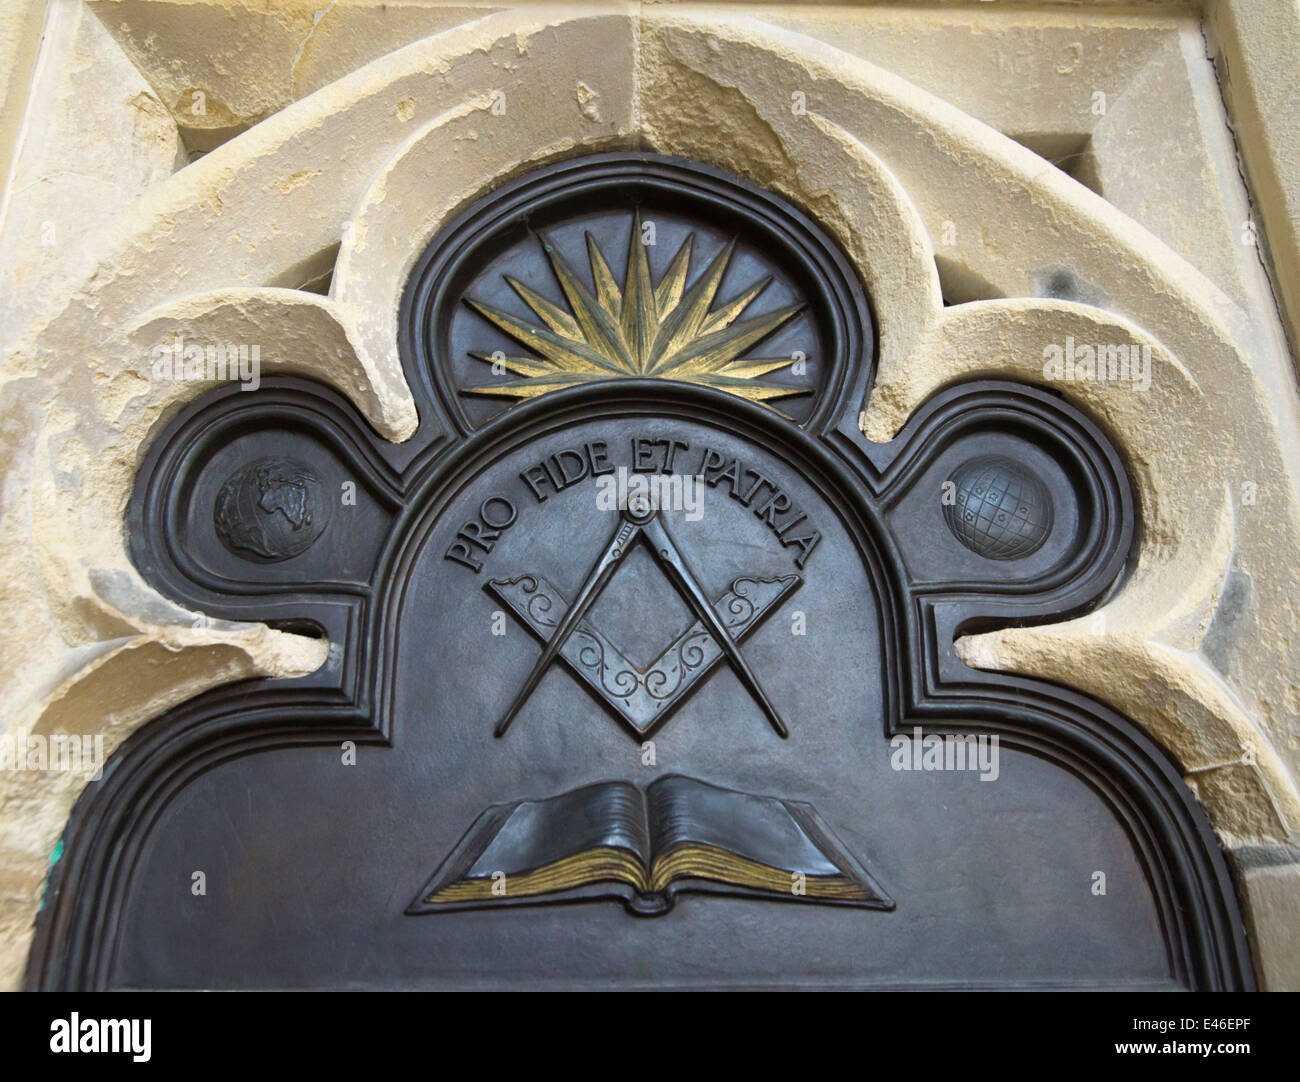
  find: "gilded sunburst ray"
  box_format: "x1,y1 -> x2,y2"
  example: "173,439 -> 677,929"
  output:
463,213 -> 810,408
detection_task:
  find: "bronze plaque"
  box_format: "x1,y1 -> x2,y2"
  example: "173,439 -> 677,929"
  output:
28,155 -> 1252,990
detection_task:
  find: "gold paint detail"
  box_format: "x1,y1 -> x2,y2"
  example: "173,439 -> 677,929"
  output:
463,213 -> 810,408
423,843 -> 874,904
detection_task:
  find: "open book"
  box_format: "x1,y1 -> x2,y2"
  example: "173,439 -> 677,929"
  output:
407,775 -> 893,916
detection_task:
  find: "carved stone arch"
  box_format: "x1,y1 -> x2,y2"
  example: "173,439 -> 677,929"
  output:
5,6 -> 1294,988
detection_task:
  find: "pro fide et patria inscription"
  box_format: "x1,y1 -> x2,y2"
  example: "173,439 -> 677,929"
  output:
444,435 -> 823,575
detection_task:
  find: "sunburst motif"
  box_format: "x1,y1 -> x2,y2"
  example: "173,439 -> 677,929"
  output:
462,213 -> 810,407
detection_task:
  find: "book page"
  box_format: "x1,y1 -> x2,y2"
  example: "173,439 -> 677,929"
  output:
464,780 -> 651,878
645,775 -> 842,878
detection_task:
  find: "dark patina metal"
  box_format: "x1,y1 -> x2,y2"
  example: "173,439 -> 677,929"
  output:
26,154 -> 1254,990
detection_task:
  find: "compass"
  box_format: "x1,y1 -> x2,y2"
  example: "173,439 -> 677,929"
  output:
494,493 -> 792,738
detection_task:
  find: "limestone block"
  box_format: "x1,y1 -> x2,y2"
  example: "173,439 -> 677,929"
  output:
126,288 -> 411,440
1209,0 -> 1300,366
0,0 -> 47,189
1238,858 -> 1300,991
0,0 -> 184,333
87,1 -> 500,151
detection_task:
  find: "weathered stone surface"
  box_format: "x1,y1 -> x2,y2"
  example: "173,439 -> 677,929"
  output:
1210,0 -> 1300,369
0,0 -> 47,195
758,6 -> 1257,306
1236,857 -> 1300,990
0,0 -> 184,334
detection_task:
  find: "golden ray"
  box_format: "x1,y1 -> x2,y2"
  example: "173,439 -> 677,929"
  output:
620,211 -> 657,371
541,240 -> 632,370
686,375 -> 802,401
585,232 -> 622,316
465,299 -> 624,375
504,276 -> 581,339
462,219 -> 813,408
716,357 -> 801,380
700,277 -> 772,336
667,304 -> 805,376
654,235 -> 694,316
464,373 -> 593,399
